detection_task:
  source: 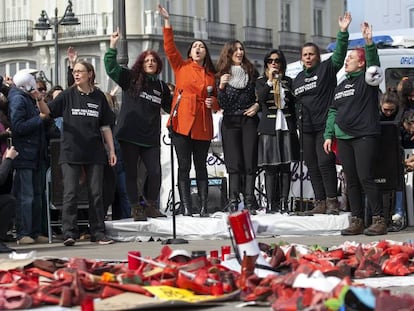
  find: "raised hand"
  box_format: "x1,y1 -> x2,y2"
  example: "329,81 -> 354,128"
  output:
339,12 -> 352,32
361,22 -> 373,44
158,4 -> 169,19
110,27 -> 120,49
67,46 -> 78,68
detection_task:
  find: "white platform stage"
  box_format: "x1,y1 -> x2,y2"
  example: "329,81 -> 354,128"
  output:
105,212 -> 350,242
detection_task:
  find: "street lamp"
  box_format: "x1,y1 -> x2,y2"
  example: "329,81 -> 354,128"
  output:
34,0 -> 80,85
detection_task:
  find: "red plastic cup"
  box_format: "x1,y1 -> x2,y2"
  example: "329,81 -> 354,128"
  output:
81,296 -> 94,311
210,250 -> 219,258
128,251 -> 141,270
221,245 -> 231,261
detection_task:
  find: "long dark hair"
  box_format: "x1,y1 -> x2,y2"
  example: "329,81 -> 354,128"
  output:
186,39 -> 216,74
129,50 -> 163,96
263,49 -> 287,76
215,40 -> 256,80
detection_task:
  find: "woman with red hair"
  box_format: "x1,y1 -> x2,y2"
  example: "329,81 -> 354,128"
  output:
104,29 -> 172,221
323,22 -> 386,236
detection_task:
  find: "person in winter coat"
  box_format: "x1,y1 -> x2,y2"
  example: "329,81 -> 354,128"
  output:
0,145 -> 18,253
8,70 -> 49,245
159,4 -> 219,217
323,22 -> 387,236
105,29 -> 172,221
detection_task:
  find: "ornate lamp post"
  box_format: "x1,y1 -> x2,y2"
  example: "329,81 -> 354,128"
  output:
34,0 -> 80,85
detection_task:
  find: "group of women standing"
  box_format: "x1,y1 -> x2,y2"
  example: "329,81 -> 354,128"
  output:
158,5 -> 298,217
41,4 -> 387,246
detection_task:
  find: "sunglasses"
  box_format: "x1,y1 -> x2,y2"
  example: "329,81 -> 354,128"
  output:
38,87 -> 47,92
266,58 -> 281,64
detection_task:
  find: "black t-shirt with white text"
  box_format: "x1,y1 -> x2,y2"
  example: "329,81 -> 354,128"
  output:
48,87 -> 114,164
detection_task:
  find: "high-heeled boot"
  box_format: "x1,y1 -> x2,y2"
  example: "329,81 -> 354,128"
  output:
178,179 -> 193,216
197,179 -> 209,217
243,174 -> 258,215
280,171 -> 291,213
265,171 -> 280,213
226,173 -> 241,213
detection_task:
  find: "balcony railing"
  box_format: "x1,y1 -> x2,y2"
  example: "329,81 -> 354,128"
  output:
170,14 -> 194,37
279,31 -> 306,52
207,21 -> 236,44
243,26 -> 272,49
311,34 -> 336,52
0,20 -> 33,43
61,13 -> 106,38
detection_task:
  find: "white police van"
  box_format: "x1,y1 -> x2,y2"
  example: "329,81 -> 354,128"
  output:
286,31 -> 414,92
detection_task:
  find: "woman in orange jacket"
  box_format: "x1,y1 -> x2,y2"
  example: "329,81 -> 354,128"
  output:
159,5 -> 219,217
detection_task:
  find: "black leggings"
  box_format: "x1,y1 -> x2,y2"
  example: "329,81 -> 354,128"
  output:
302,130 -> 338,200
172,132 -> 210,182
337,136 -> 383,218
119,141 -> 161,204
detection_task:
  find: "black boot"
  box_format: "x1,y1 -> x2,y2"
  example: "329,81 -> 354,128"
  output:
280,171 -> 291,213
265,171 -> 279,214
226,173 -> 241,213
244,174 -> 258,215
197,179 -> 209,217
178,179 -> 193,216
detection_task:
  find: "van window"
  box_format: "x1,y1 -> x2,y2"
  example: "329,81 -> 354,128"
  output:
385,68 -> 414,91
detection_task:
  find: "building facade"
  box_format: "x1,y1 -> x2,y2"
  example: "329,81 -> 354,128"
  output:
347,0 -> 414,33
0,0 -> 344,91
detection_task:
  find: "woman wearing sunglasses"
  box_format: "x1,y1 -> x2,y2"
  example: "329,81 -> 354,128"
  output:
256,50 -> 299,214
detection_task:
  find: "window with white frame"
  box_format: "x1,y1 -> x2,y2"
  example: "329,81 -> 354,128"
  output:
410,7 -> 414,27
314,8 -> 323,36
208,0 -> 219,22
313,0 -> 325,36
0,60 -> 37,77
281,0 -> 291,32
246,0 -> 257,26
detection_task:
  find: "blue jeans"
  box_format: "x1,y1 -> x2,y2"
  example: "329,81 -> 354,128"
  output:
13,168 -> 42,239
111,170 -> 131,219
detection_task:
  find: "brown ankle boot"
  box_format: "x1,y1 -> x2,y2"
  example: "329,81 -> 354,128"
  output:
302,200 -> 326,215
326,197 -> 340,215
145,200 -> 167,218
132,204 -> 147,221
341,216 -> 364,235
364,216 -> 388,236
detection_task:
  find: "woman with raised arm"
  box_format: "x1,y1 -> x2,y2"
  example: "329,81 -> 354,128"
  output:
104,28 -> 172,221
292,12 -> 352,215
158,4 -> 219,217
323,22 -> 387,236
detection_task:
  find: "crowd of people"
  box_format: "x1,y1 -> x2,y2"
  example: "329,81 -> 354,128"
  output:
1,6 -> 414,253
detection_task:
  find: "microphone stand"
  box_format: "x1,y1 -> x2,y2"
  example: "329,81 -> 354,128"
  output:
162,90 -> 188,245
298,100 -> 304,212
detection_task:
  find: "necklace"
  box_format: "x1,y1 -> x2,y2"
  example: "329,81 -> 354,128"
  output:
77,85 -> 93,95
